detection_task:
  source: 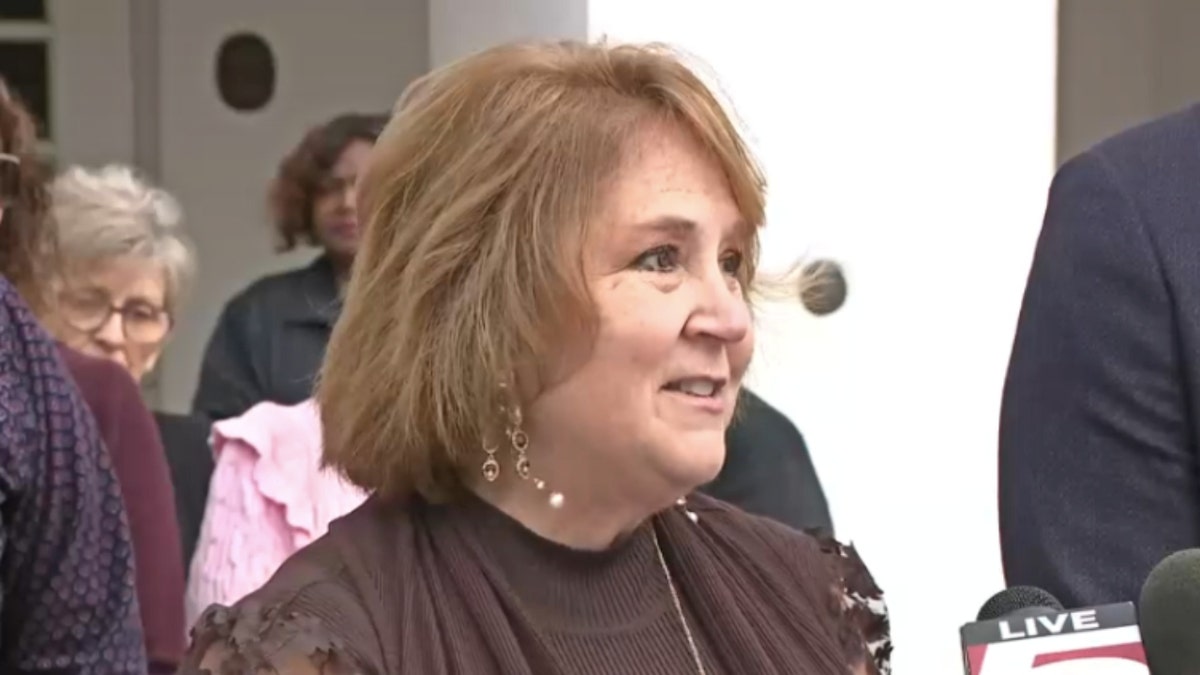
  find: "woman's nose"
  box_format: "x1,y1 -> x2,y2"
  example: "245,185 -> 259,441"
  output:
683,272 -> 751,344
92,312 -> 126,349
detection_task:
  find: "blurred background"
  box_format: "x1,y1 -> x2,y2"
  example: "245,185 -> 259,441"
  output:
1,0 -> 1194,670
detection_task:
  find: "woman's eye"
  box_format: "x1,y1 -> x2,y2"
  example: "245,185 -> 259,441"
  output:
721,251 -> 744,276
635,245 -> 680,273
128,305 -> 160,322
64,292 -> 106,312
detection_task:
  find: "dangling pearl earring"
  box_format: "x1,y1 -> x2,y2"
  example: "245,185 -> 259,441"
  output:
507,401 -> 563,509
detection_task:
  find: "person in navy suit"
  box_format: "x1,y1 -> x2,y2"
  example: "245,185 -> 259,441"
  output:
1000,104 -> 1200,608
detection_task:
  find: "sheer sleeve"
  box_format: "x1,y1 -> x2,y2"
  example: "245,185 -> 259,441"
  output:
181,602 -> 369,675
810,532 -> 892,675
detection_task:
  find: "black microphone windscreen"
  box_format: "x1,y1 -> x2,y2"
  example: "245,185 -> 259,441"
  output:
1139,548 -> 1200,675
975,585 -> 1064,621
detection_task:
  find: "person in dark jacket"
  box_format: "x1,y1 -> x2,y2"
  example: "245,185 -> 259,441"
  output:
192,113 -> 387,421
1000,104 -> 1200,609
154,411 -> 215,566
709,388 -> 834,533
0,76 -> 147,674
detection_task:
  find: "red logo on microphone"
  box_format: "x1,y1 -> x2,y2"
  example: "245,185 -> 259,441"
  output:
1031,643 -> 1147,667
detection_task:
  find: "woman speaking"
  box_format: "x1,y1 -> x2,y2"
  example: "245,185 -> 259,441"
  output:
183,40 -> 889,675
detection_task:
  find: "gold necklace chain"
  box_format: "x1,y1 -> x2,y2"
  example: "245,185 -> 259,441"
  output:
652,528 -> 707,675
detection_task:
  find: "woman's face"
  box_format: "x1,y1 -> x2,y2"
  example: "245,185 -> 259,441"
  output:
312,139 -> 373,264
525,122 -> 754,502
53,256 -> 172,382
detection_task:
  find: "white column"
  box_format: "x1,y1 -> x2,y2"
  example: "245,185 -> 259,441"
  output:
50,0 -> 137,166
426,2 -> 1059,670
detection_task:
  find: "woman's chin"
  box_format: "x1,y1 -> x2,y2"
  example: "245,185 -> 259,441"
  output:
658,436 -> 728,494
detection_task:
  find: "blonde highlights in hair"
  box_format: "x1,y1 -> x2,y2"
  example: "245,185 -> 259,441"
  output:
319,40 -> 767,500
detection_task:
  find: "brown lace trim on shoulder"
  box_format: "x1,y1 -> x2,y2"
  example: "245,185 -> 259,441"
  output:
180,602 -> 367,675
808,529 -> 893,675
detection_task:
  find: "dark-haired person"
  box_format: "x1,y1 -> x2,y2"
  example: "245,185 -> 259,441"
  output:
192,112 -> 387,421
0,77 -> 147,673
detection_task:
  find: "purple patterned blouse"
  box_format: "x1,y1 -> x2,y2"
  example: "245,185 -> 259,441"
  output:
0,277 -> 147,673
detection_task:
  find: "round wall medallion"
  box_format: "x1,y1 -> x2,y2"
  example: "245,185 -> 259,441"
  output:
215,32 -> 276,112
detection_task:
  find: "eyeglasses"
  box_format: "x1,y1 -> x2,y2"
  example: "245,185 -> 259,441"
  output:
59,290 -> 173,345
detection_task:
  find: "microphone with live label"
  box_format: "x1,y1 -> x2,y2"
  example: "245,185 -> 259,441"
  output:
1138,548 -> 1200,675
960,586 -> 1148,674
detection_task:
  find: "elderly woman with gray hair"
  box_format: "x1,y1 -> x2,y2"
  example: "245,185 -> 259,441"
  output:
45,165 -> 194,380
34,164 -> 208,670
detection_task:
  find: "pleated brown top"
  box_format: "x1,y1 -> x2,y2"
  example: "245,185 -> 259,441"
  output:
181,492 -> 890,674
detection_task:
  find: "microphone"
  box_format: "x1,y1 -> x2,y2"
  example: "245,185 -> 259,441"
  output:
960,586 -> 1148,674
1139,548 -> 1200,675
799,259 -> 847,316
977,585 -> 1065,621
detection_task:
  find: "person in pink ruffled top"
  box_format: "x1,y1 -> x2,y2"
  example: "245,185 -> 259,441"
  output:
184,398 -> 368,625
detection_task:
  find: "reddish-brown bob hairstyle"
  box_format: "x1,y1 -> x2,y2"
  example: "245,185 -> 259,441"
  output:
268,112 -> 387,251
318,40 -> 767,501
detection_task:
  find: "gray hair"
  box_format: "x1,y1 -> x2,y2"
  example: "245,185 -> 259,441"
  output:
50,164 -> 195,312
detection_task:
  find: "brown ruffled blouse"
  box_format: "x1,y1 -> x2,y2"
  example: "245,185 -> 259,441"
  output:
181,493 -> 891,674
